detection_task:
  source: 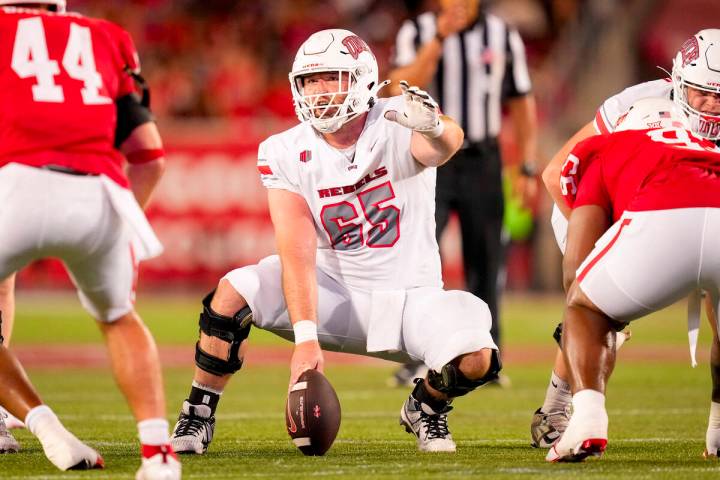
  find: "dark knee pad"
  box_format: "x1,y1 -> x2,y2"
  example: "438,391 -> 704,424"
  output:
553,322 -> 563,347
555,320 -> 626,351
427,349 -> 502,397
195,290 -> 252,376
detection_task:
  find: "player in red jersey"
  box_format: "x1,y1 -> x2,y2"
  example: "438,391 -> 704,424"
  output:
531,29 -> 720,452
545,98 -> 720,461
0,2 -> 180,478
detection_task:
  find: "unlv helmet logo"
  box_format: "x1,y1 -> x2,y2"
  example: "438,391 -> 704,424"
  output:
680,36 -> 700,67
342,35 -> 370,60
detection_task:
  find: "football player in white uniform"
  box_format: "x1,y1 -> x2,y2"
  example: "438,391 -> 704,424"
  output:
170,29 -> 501,454
531,29 -> 720,454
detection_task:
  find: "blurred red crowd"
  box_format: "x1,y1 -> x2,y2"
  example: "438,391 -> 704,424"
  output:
69,0 -> 581,119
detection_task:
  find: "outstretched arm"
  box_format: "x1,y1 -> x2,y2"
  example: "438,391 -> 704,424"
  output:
267,189 -> 324,385
384,81 -> 464,167
409,116 -> 464,167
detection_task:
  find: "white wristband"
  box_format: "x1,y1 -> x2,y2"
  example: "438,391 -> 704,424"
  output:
293,320 -> 318,345
422,119 -> 445,139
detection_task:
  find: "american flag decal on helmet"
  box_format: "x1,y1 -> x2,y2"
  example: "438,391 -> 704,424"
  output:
300,150 -> 312,163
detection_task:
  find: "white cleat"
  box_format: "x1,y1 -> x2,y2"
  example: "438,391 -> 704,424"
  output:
545,408 -> 608,463
399,393 -> 456,453
704,426 -> 720,459
530,405 -> 571,448
170,401 -> 215,454
136,445 -> 181,480
35,422 -> 103,470
0,406 -> 24,429
0,413 -> 20,453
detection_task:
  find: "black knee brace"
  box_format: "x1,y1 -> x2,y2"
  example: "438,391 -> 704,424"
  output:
553,322 -> 563,347
554,320 -> 626,350
195,290 -> 252,376
427,350 -> 502,397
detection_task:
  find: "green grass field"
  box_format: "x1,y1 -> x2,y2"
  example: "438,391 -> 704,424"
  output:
4,292 -> 720,479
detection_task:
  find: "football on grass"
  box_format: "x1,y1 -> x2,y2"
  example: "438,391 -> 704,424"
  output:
285,369 -> 341,456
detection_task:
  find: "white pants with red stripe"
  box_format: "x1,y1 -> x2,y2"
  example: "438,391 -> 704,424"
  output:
223,255 -> 497,371
577,208 -> 720,323
0,163 -> 159,322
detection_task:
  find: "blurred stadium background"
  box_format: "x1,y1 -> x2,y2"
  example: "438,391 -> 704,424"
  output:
5,1 -> 720,477
14,0 -> 712,295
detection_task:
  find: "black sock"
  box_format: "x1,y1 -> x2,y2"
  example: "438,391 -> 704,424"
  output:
188,386 -> 220,414
411,380 -> 450,412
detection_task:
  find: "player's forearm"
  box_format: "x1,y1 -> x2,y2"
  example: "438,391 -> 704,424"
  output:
126,159 -> 164,209
387,41 -> 443,95
508,95 -> 539,166
279,239 -> 318,324
543,121 -> 597,213
412,116 -> 464,167
121,122 -> 165,208
268,189 -> 319,324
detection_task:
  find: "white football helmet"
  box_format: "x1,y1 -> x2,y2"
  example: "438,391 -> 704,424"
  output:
671,29 -> 720,140
0,0 -> 66,12
616,97 -> 690,132
289,29 -> 383,133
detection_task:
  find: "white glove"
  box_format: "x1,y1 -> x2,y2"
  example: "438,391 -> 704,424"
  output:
384,80 -> 444,138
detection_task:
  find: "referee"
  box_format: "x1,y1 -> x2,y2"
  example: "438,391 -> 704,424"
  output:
387,0 -> 539,386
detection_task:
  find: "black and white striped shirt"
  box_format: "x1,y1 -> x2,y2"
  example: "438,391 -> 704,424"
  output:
393,11 -> 532,143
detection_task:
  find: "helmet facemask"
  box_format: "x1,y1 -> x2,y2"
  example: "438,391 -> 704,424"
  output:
291,68 -> 373,134
672,78 -> 720,141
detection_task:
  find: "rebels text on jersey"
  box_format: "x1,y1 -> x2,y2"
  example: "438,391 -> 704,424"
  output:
257,96 -> 443,290
0,7 -> 140,187
571,128 -> 720,218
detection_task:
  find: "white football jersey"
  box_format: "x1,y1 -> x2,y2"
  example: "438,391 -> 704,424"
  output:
593,79 -> 673,134
257,96 -> 442,290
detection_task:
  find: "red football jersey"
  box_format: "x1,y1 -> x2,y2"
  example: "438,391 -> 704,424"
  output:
560,131 -> 660,221
0,7 -> 140,187
566,128 -> 720,219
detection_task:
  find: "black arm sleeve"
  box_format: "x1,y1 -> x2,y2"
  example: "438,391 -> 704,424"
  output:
114,93 -> 154,148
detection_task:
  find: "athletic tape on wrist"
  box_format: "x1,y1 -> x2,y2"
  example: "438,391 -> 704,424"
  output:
293,320 -> 318,344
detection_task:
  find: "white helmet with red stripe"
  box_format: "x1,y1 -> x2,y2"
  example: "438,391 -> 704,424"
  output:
0,1 -> 66,12
289,29 -> 383,133
671,29 -> 720,140
615,98 -> 690,132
